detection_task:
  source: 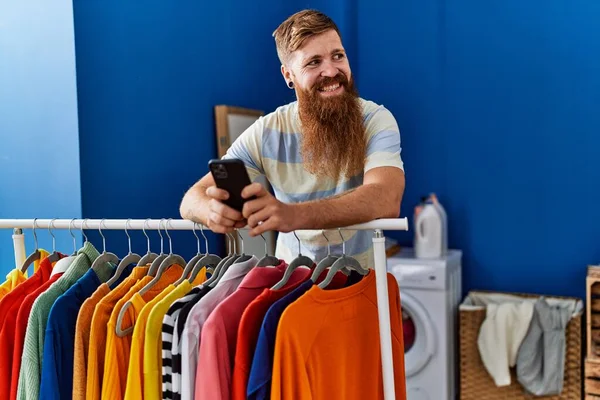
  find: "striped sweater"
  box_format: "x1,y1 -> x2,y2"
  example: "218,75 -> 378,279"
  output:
162,286 -> 202,400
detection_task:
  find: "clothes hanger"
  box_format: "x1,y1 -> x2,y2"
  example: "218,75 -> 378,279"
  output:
173,222 -> 204,286
188,222 -> 222,283
204,232 -> 237,288
138,218 -> 159,266
50,219 -> 80,277
255,233 -> 280,267
147,219 -> 169,276
209,231 -> 248,286
149,218 -> 186,280
115,219 -> 185,337
20,218 -> 42,273
318,229 -> 368,289
106,219 -> 140,287
89,219 -> 120,273
233,230 -> 252,263
310,230 -> 340,282
271,231 -> 313,290
45,219 -> 63,264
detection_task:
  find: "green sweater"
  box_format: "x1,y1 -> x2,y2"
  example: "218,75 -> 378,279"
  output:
16,241 -> 112,400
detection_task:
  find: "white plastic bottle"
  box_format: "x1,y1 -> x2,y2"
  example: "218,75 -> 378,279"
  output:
414,201 -> 443,259
429,193 -> 448,256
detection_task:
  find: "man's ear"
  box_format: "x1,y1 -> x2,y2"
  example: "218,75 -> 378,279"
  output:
281,64 -> 293,87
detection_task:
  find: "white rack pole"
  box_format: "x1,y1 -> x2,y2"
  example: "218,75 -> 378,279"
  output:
0,218 -> 408,231
12,228 -> 26,270
0,217 -> 408,400
374,229 -> 395,399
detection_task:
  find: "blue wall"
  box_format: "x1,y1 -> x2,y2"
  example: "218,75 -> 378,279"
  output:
0,0 -> 82,273
357,0 -> 600,300
73,0 -> 308,258
2,0 -> 598,300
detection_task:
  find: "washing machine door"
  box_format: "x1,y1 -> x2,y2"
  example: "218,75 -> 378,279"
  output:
400,292 -> 436,377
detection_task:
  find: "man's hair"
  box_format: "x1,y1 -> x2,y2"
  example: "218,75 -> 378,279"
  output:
272,9 -> 341,65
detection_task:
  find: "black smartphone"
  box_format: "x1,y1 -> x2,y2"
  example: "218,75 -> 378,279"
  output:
208,158 -> 255,212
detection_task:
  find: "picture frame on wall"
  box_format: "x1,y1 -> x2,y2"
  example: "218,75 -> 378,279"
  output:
213,105 -> 277,256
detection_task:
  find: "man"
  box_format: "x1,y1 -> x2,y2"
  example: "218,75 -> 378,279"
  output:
180,9 -> 405,267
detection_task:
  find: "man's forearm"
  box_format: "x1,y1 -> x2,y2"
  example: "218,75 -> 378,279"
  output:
179,184 -> 211,225
292,183 -> 401,230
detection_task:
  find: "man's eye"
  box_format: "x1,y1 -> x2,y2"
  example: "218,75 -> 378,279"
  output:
307,60 -> 320,66
334,53 -> 345,60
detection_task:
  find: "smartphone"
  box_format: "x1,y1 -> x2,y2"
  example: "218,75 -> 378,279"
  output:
208,158 -> 255,212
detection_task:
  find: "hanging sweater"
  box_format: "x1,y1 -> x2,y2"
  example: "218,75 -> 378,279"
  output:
16,242 -> 100,400
270,270 -> 407,400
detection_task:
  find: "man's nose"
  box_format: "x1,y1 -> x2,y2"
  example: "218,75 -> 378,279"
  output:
320,61 -> 339,78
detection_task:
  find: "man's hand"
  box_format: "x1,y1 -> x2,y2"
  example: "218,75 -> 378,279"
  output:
204,186 -> 247,233
241,183 -> 297,237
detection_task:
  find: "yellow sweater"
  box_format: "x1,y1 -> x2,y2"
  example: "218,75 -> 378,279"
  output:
124,285 -> 175,400
79,266 -> 149,400
143,269 -> 208,400
104,264 -> 183,400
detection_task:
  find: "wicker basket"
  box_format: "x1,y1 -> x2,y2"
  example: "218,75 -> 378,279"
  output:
459,291 -> 583,399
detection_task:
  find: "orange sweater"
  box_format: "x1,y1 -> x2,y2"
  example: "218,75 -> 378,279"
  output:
75,266 -> 149,400
271,270 -> 407,400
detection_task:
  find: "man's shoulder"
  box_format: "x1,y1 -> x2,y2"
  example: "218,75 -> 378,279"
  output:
260,101 -> 298,134
359,97 -> 393,119
358,98 -> 398,132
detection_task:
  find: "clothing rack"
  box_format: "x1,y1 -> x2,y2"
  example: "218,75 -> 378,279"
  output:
0,217 -> 408,400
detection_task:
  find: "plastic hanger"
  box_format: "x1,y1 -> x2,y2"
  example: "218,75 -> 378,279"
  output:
174,223 -> 204,286
149,218 -> 186,281
233,230 -> 252,263
271,231 -> 313,290
45,219 -> 63,264
147,219 -> 168,276
318,229 -> 368,289
20,218 -> 42,273
204,233 -> 238,288
115,219 -> 185,337
50,219 -> 79,277
209,231 -> 248,286
138,219 -> 159,266
255,233 -> 280,267
310,230 -> 340,282
106,219 -> 140,287
89,219 -> 120,273
68,218 -> 78,256
188,223 -> 221,283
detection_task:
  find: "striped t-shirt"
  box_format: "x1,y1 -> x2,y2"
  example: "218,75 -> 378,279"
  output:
223,98 -> 404,268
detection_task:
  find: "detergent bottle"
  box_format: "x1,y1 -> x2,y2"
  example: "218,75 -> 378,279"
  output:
414,199 -> 443,259
429,193 -> 448,255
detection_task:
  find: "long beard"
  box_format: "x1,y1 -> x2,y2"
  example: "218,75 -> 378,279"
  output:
297,73 -> 366,181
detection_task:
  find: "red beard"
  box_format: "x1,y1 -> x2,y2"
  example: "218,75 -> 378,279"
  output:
296,73 -> 366,180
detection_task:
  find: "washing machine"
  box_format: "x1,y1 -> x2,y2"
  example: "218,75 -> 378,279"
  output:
387,248 -> 462,400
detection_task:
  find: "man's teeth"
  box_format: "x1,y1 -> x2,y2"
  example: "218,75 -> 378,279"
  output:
320,83 -> 340,92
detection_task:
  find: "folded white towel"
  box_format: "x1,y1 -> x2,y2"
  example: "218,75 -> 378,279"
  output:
477,301 -> 534,386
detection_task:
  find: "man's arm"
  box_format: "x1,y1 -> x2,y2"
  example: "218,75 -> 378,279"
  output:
179,172 -> 246,233
242,166 -> 405,236
296,166 -> 405,229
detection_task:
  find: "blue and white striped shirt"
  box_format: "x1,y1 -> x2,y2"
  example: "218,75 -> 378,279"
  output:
223,98 -> 404,268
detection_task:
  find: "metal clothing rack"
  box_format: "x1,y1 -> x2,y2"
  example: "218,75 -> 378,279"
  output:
0,217 -> 408,400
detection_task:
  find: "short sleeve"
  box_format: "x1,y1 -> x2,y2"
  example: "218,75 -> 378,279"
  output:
222,118 -> 264,182
364,106 -> 404,173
